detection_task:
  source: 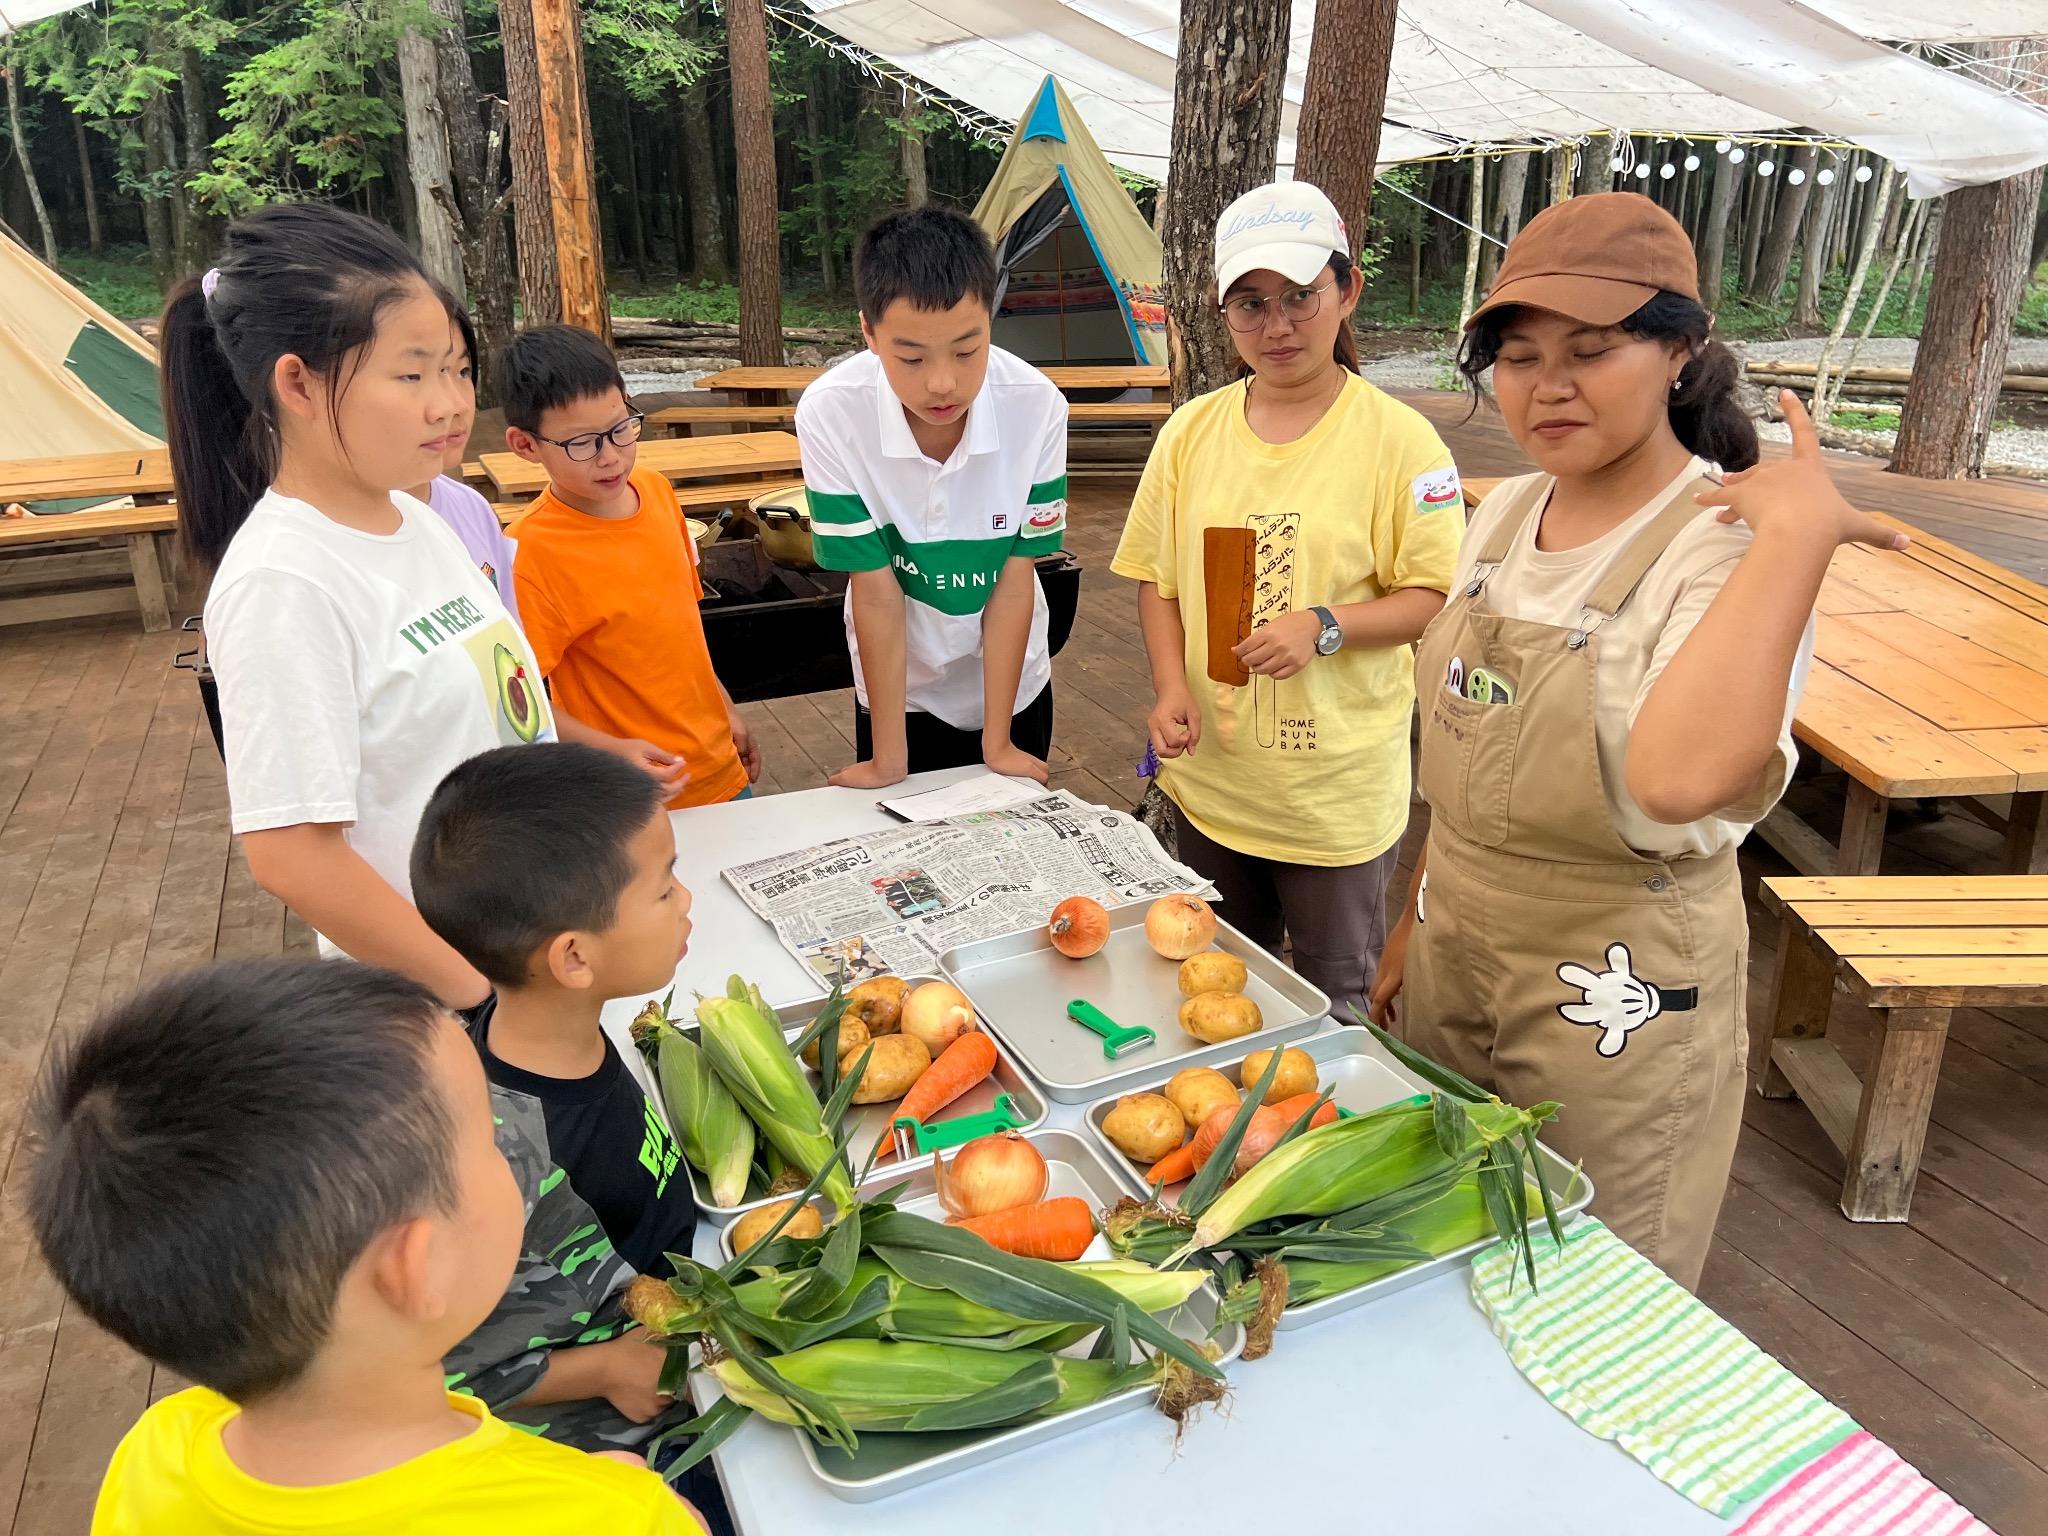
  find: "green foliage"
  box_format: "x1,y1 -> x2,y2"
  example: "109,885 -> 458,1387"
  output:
610,280 -> 859,331
59,245 -> 165,317
583,0 -> 714,102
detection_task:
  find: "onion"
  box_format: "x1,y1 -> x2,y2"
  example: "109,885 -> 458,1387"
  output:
901,980 -> 975,1054
1048,896 -> 1111,959
935,1132 -> 1049,1218
1145,893 -> 1217,960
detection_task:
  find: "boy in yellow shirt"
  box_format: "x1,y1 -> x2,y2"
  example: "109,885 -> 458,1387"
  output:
26,958 -> 705,1536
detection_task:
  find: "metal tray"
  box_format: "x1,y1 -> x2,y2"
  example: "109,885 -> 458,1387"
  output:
1080,1026 -> 1593,1329
937,902 -> 1329,1104
668,978 -> 1048,1221
698,1127 -> 1245,1502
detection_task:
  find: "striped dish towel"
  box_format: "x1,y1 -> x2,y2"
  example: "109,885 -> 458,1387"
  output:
1471,1218 -> 1857,1516
1735,1431 -> 1994,1535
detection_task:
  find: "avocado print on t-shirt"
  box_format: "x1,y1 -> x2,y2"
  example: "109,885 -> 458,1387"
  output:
444,618 -> 556,747
492,643 -> 546,742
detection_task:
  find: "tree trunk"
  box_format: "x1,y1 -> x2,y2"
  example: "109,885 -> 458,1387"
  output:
1456,156 -> 1486,333
430,0 -> 513,398
617,98 -> 648,281
727,0 -> 783,365
1904,200 -> 1940,313
900,84 -> 928,208
1813,169 -> 1896,419
1549,143 -> 1574,206
1576,134 -> 1608,196
1836,198 -> 1923,390
1408,229 -> 1421,315
1793,169 -> 1844,330
499,0 -> 609,338
72,115 -> 103,255
1295,0 -> 1397,252
397,26 -> 466,294
1893,40 -> 2042,478
1739,164 -> 1770,291
140,90 -> 175,289
1,58 -> 57,265
176,47 -> 212,273
804,68 -> 833,292
675,4 -> 729,283
1748,145 -> 1817,304
1698,148 -> 1738,304
1162,0 -> 1290,406
1479,150 -> 1530,289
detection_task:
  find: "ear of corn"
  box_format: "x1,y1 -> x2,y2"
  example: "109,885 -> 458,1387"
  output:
696,993 -> 856,1213
644,1017 -> 754,1207
1279,1175 -> 1501,1304
710,1339 -> 1153,1434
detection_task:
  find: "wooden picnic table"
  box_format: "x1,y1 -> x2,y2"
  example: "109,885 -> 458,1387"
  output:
1460,475 -> 2048,876
691,363 -> 1169,396
477,431 -> 801,499
0,450 -> 175,506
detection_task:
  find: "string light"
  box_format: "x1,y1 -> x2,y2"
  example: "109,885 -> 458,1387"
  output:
1634,163 -> 1651,179
1659,162 -> 1676,179
1683,153 -> 1701,171
1758,158 -> 1776,176
1817,167 -> 1836,185
1787,166 -> 1806,185
1714,139 -> 1732,154
1854,164 -> 1874,182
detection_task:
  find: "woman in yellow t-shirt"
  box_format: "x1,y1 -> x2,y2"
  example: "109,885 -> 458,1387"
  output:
1367,193 -> 1905,1288
1111,180 -> 1463,1017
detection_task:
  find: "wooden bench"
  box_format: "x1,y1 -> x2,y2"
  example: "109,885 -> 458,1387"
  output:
0,449 -> 175,508
649,403 -> 798,435
478,431 -> 801,500
491,478 -> 782,529
689,363 -> 1168,398
0,503 -> 179,630
1758,875 -> 2048,1220
1462,476 -> 2048,876
1067,400 -> 1171,424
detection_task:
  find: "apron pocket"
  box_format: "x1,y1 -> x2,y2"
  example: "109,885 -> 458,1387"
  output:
1425,688 -> 1523,850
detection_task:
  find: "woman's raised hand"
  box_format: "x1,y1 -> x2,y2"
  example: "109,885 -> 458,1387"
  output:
1693,392 -> 1910,554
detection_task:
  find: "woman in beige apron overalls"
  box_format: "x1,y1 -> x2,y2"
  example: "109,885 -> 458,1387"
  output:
1368,194 -> 1907,1289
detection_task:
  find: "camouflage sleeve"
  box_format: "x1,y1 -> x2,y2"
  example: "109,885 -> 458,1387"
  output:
444,1086 -> 640,1413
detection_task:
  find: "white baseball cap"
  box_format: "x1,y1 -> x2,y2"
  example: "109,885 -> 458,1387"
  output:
1213,181 -> 1350,301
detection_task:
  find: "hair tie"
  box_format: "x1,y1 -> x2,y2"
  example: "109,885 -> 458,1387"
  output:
200,268 -> 221,302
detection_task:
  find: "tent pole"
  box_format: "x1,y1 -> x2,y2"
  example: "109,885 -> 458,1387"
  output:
1055,223 -> 1068,362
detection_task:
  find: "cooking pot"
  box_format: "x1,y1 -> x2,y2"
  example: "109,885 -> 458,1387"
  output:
684,511 -> 727,553
746,483 -> 818,570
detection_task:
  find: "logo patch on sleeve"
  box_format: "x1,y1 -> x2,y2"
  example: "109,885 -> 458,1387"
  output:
1411,467 -> 1463,517
1026,499 -> 1066,531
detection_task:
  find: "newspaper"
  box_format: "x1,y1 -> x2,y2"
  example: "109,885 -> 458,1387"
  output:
722,790 -> 1210,986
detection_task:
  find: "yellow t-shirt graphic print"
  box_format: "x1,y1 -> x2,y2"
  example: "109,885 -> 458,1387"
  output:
1113,373 -> 1463,867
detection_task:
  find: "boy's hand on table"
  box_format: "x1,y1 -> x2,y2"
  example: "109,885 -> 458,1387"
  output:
829,757 -> 909,791
727,707 -> 763,783
599,1331 -> 675,1424
984,740 -> 1050,785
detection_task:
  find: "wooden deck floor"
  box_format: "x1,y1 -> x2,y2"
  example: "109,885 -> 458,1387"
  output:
4,395 -> 2048,1532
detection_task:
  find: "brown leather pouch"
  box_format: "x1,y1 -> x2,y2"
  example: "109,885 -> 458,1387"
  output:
1203,526 -> 1254,686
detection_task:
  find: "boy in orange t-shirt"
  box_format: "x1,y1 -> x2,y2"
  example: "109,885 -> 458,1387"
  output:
502,326 -> 759,808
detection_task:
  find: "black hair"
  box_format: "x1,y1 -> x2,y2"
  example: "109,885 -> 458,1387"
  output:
453,307 -> 479,373
26,958 -> 456,1404
160,202 -> 452,573
1227,251 -> 1362,379
412,743 -> 665,987
854,205 -> 999,325
1456,290 -> 1759,472
496,324 -> 629,435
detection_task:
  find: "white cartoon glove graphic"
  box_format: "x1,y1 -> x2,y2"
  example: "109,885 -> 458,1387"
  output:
1556,943 -> 1697,1058
1416,870 -> 1428,926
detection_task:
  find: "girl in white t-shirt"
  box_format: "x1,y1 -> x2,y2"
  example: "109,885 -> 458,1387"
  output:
164,205 -> 606,1006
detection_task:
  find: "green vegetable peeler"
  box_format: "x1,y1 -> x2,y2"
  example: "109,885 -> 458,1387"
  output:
1066,999 -> 1156,1060
892,1092 -> 1027,1157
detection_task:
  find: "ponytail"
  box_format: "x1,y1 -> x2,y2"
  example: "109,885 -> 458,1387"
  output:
161,281 -> 271,574
1455,289 -> 1759,472
162,203 -> 447,573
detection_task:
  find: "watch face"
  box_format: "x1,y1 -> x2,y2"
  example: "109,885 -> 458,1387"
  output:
1316,626 -> 1341,655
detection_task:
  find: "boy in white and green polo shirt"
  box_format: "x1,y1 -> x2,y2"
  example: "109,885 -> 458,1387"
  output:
795,206 -> 1068,789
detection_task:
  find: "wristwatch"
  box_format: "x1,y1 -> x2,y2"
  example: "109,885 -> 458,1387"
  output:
1310,605 -> 1343,656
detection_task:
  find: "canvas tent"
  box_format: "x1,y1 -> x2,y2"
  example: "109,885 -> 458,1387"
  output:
0,233 -> 164,463
973,77 -> 1167,369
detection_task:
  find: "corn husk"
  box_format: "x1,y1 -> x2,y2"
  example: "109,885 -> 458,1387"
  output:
1279,1174 -> 1500,1303
635,1008 -> 753,1207
696,990 -> 856,1213
711,1338 -> 1155,1433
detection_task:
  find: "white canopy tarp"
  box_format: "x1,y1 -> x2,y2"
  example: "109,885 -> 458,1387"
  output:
794,0 -> 2048,195
0,0 -> 92,38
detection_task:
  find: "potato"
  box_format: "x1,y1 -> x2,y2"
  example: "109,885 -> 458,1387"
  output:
731,1198 -> 823,1252
1177,951 -> 1248,997
848,1031 -> 931,1104
1164,1066 -> 1240,1130
800,1014 -> 870,1071
1178,991 -> 1263,1044
1102,1092 -> 1186,1163
846,976 -> 908,1035
1240,1046 -> 1317,1104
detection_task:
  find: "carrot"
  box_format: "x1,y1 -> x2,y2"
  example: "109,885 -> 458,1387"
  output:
948,1197 -> 1096,1260
1192,1104 -> 1284,1171
1271,1093 -> 1339,1133
872,1029 -> 999,1160
1147,1141 -> 1199,1186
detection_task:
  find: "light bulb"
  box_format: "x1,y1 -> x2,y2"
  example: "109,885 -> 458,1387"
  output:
1684,154 -> 1701,171
1610,155 -> 1626,172
1634,163 -> 1651,180
1659,163 -> 1676,180
1788,167 -> 1806,185
1854,164 -> 1873,182
1759,159 -> 1776,176
1714,139 -> 1732,154
1817,167 -> 1836,185
1729,147 -> 1746,165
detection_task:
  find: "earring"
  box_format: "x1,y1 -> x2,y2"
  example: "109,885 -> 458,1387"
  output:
1671,378 -> 1682,393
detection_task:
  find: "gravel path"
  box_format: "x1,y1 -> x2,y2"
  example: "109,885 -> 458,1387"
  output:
1739,336 -> 2048,371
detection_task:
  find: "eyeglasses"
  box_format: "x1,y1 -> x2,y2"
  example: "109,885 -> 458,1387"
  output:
1220,280 -> 1335,332
537,411 -> 645,462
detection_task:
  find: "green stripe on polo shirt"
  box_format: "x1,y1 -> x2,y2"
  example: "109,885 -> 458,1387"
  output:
874,525 -> 1019,616
1026,474 -> 1067,504
813,527 -> 889,571
807,488 -> 873,526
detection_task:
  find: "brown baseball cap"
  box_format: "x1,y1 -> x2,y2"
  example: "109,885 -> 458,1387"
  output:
1465,191 -> 1700,331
